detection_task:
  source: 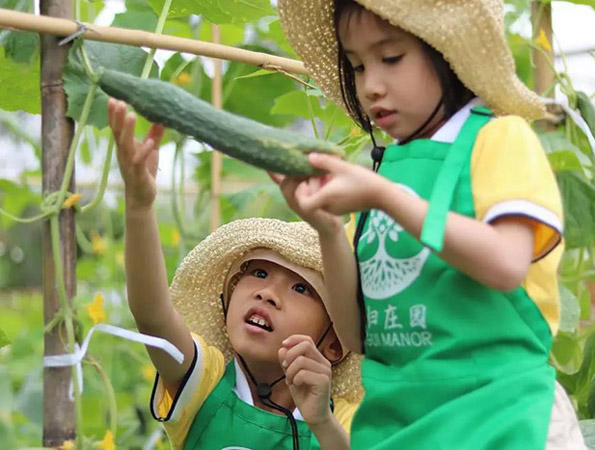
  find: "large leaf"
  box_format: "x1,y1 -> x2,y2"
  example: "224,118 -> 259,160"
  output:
112,0 -> 158,31
0,179 -> 41,228
557,172 -> 595,249
149,0 -> 274,23
0,47 -> 40,114
560,285 -> 581,333
63,41 -> 159,129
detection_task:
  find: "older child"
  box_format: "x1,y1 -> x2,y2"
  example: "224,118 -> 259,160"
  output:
273,0 -> 583,448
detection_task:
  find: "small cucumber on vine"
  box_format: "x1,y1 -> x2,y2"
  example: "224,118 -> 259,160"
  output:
577,91 -> 595,137
98,69 -> 344,176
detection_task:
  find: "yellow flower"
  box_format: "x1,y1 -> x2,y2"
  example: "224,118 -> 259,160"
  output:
142,364 -> 156,383
98,430 -> 115,450
174,72 -> 192,86
59,440 -> 76,450
87,293 -> 106,325
172,229 -> 181,246
349,126 -> 363,138
91,231 -> 107,256
536,28 -> 552,52
115,251 -> 125,267
62,193 -> 82,209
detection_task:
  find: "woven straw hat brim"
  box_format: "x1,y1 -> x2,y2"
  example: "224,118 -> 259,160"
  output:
278,0 -> 545,120
171,218 -> 363,403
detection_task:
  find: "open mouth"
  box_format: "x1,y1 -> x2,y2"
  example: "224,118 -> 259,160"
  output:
245,313 -> 273,332
376,110 -> 394,119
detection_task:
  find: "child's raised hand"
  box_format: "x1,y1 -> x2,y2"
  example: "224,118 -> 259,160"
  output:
108,98 -> 165,210
279,334 -> 333,427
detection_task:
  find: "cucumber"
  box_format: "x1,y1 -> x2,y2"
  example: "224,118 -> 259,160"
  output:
98,69 -> 344,176
577,91 -> 595,138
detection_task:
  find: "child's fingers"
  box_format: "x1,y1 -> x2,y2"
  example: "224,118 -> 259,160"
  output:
285,355 -> 331,386
308,153 -> 346,173
281,337 -> 327,368
119,112 -> 137,157
132,138 -> 155,166
146,123 -> 165,147
112,100 -> 128,139
268,171 -> 285,185
290,370 -> 328,389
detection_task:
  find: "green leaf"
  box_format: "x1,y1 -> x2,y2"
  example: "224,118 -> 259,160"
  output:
149,0 -> 274,22
551,331 -> 584,374
557,172 -> 595,249
0,328 -> 11,349
112,0 -> 158,31
0,179 -> 41,228
220,45 -> 296,126
560,285 -> 581,333
63,41 -> 159,129
234,68 -> 275,80
272,90 -> 326,120
0,47 -> 40,114
1,31 -> 39,64
548,150 -> 584,172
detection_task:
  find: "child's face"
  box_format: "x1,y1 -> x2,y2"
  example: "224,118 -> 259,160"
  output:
225,260 -> 333,365
338,8 -> 444,140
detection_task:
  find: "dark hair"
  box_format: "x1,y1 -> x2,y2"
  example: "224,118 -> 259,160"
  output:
333,0 -> 475,132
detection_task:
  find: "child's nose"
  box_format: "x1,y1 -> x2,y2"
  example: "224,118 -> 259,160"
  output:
255,287 -> 282,309
363,71 -> 386,101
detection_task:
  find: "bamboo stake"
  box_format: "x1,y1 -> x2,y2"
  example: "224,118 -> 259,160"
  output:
210,24 -> 223,233
0,8 -> 307,75
39,0 -> 76,447
531,1 -> 555,130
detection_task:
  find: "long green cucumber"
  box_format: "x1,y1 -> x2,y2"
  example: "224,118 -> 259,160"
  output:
577,91 -> 595,138
98,69 -> 344,176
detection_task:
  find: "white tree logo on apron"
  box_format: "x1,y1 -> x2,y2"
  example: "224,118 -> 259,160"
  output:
360,185 -> 430,300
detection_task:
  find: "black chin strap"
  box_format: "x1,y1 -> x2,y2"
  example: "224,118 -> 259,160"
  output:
220,294 -> 334,450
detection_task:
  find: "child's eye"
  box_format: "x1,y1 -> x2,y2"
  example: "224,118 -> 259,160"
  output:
382,55 -> 403,65
352,64 -> 364,73
293,283 -> 312,296
251,268 -> 268,279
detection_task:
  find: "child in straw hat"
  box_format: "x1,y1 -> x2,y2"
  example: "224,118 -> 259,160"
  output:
107,98 -> 362,450
271,0 -> 585,448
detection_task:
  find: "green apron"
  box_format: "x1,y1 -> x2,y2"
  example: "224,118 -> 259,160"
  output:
352,108 -> 555,449
184,361 -> 321,450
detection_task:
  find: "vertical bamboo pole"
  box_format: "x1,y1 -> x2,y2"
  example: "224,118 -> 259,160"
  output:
531,1 -> 555,97
40,0 -> 76,446
210,25 -> 223,232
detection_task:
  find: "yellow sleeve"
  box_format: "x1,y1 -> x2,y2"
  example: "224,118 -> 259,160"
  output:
345,213 -> 357,251
471,115 -> 563,260
332,397 -> 360,433
151,334 -> 225,450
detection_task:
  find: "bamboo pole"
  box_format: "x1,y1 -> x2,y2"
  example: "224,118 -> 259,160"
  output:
531,1 -> 555,130
210,24 -> 223,232
531,1 -> 555,97
39,0 -> 76,447
0,8 -> 307,75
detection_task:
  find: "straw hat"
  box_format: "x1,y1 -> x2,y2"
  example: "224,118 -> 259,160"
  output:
171,218 -> 363,403
278,0 -> 546,120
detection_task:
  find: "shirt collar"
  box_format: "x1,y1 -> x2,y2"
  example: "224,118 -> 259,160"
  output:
430,98 -> 484,143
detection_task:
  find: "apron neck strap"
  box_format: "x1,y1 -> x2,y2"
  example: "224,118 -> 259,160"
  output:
420,107 -> 493,252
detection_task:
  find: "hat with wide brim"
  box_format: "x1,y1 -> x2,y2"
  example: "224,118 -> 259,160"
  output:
278,0 -> 546,120
170,218 -> 363,403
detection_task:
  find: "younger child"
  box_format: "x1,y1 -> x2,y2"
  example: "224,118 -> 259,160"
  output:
108,98 -> 362,449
